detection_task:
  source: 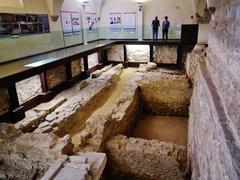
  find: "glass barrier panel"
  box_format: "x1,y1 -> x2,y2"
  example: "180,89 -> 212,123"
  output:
0,31 -> 64,63
143,24 -> 181,40
64,30 -> 83,47
87,29 -> 98,42
98,26 -> 138,39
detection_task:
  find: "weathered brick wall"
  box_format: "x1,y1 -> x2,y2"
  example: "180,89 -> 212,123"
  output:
0,87 -> 10,116
206,0 -> 240,140
153,45 -> 177,64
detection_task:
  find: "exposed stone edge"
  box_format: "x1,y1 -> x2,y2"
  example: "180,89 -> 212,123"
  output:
199,61 -> 240,177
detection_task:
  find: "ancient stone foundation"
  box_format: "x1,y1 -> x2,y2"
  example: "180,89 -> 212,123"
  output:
16,75 -> 42,104
46,65 -> 67,89
126,45 -> 150,63
106,135 -> 187,180
153,45 -> 177,64
187,0 -> 240,179
1,64 -> 192,179
107,45 -> 124,62
140,71 -> 192,116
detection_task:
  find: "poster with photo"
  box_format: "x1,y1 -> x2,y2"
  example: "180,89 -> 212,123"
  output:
71,12 -> 81,34
122,12 -> 136,31
85,13 -> 98,32
91,13 -> 98,30
109,12 -> 121,30
61,11 -> 73,35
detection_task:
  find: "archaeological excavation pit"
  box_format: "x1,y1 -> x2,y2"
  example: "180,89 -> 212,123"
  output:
5,63 -> 193,179
0,59 -> 195,179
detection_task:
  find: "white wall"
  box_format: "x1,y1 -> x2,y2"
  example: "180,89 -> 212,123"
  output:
100,0 -> 195,27
100,0 -> 136,28
143,0 -> 195,25
61,0 -> 97,29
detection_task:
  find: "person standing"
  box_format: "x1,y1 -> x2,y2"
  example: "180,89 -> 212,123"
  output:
162,16 -> 170,40
152,16 -> 160,40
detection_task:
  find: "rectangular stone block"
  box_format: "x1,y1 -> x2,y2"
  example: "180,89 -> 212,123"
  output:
153,45 -> 177,64
126,45 -> 150,63
46,65 -> 67,89
88,53 -> 99,69
71,58 -> 83,77
16,75 -> 42,104
107,45 -> 124,62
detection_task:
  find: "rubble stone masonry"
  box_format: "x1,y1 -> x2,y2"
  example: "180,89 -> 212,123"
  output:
188,0 -> 240,178
46,65 -> 67,89
107,45 -> 124,62
153,45 -> 178,64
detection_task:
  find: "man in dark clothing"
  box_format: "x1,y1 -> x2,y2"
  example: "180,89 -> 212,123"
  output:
162,16 -> 170,40
152,16 -> 160,40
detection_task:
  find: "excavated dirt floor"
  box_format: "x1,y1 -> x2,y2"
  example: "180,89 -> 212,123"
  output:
133,116 -> 188,146
70,68 -> 136,149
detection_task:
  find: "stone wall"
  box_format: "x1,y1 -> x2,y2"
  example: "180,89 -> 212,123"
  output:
16,75 -> 42,104
77,74 -> 141,152
188,62 -> 240,179
153,45 -> 177,64
107,45 -> 124,62
0,123 -> 73,179
106,135 -> 187,179
126,45 -> 150,63
140,71 -> 192,116
88,53 -> 99,69
185,44 -> 206,83
71,58 -> 83,77
46,65 -> 67,89
0,87 -> 10,116
187,0 -> 240,178
206,0 -> 240,140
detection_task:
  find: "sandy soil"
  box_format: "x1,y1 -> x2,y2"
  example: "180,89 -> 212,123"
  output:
70,68 -> 136,147
133,116 -> 188,146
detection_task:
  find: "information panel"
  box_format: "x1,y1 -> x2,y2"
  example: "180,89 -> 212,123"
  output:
122,12 -> 136,30
85,12 -> 98,31
71,12 -> 81,34
109,12 -> 121,30
61,12 -> 73,36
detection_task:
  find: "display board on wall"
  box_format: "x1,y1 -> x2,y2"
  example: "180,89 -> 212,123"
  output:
61,11 -> 73,36
122,12 -> 136,31
71,12 -> 81,34
109,12 -> 121,31
85,12 -> 98,32
0,13 -> 50,36
61,11 -> 82,36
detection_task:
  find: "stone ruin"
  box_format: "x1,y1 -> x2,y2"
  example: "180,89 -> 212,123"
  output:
0,60 -> 195,179
1,41 -> 239,179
